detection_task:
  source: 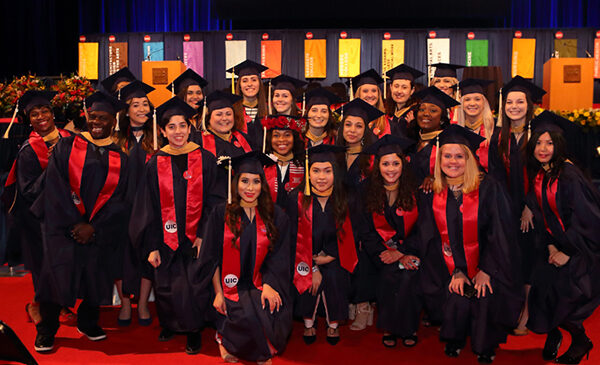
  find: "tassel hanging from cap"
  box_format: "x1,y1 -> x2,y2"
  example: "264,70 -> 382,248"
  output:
434,135 -> 440,175
83,99 -> 89,122
527,122 -> 531,141
2,104 -> 19,139
201,103 -> 207,132
382,73 -> 388,100
301,92 -> 306,116
451,84 -> 460,124
427,65 -> 432,86
262,126 -> 267,153
268,80 -> 273,115
171,84 -> 175,98
152,109 -> 158,151
227,158 -> 232,204
231,67 -> 235,94
304,148 -> 311,196
349,79 -> 354,101
497,88 -> 503,127
114,112 -> 120,131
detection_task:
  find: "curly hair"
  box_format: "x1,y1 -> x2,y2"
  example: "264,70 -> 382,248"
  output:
366,153 -> 418,213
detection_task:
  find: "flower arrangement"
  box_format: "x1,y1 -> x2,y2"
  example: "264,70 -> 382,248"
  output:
553,108 -> 600,131
0,75 -> 46,117
261,115 -> 307,132
51,74 -> 95,126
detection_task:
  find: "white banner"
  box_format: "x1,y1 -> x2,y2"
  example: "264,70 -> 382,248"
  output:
225,40 -> 247,79
427,38 -> 450,80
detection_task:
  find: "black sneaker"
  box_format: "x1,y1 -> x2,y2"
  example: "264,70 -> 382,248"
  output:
185,332 -> 202,355
34,334 -> 55,352
77,326 -> 107,341
158,328 -> 175,342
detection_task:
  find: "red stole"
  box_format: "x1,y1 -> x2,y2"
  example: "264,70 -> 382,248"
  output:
475,125 -> 489,172
156,148 -> 204,251
372,202 -> 418,250
429,144 -> 437,176
500,131 -> 529,194
264,164 -> 279,203
266,162 -> 304,203
432,188 -> 480,279
534,171 -> 565,234
222,210 -> 269,302
293,193 -> 358,294
5,129 -> 69,187
68,136 -> 121,220
201,130 -> 252,157
240,108 -> 252,134
373,117 -> 392,138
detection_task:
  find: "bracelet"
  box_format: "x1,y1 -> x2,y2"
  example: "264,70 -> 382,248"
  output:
312,265 -> 319,273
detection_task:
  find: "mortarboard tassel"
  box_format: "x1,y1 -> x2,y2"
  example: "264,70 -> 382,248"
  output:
427,65 -> 432,87
114,112 -> 120,131
231,67 -> 235,94
2,104 -> 19,139
527,122 -> 531,141
451,84 -> 460,124
382,73 -> 387,100
227,158 -> 232,204
304,148 -> 310,196
153,109 -> 158,151
268,80 -> 273,115
497,88 -> 503,127
301,92 -> 306,116
349,79 -> 354,101
171,84 -> 175,98
262,126 -> 267,153
434,135 -> 440,178
201,103 -> 207,132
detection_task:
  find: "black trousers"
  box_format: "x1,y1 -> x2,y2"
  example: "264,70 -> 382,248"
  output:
36,301 -> 99,336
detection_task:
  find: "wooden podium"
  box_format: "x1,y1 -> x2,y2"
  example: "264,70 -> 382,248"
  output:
141,61 -> 187,107
542,58 -> 593,110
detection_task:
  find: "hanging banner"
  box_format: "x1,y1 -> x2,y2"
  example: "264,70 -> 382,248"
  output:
78,42 -> 99,80
261,40 -> 282,79
339,38 -> 361,78
183,41 -> 204,76
427,38 -> 450,80
381,39 -> 405,74
554,39 -> 577,58
511,38 -> 536,78
108,42 -> 128,75
304,39 -> 327,78
143,42 -> 164,61
225,40 -> 247,79
465,39 -> 488,66
594,39 -> 600,79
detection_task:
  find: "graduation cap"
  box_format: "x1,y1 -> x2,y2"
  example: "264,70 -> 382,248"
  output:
530,110 -> 579,138
100,67 -> 136,93
346,69 -> 384,93
501,75 -> 546,102
334,98 -> 384,123
437,124 -> 485,154
414,86 -> 460,110
431,63 -> 464,78
167,69 -> 208,96
308,144 -> 345,164
155,96 -> 197,128
18,90 -> 57,114
226,59 -> 269,78
362,134 -> 415,157
118,80 -> 155,101
205,90 -> 243,113
271,74 -> 307,94
457,79 -> 494,96
385,64 -> 425,82
231,151 -> 275,175
302,87 -> 341,109
85,92 -> 128,115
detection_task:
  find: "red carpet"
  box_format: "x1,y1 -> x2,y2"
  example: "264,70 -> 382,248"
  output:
1,274 -> 599,365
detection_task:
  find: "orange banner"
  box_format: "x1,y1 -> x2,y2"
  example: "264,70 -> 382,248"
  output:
261,40 -> 282,79
594,38 -> 600,79
305,39 -> 327,78
511,38 -> 536,78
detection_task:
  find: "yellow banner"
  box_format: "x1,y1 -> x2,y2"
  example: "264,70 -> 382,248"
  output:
381,40 -> 405,74
304,39 -> 327,78
511,38 -> 536,78
78,42 -> 99,80
339,39 -> 361,78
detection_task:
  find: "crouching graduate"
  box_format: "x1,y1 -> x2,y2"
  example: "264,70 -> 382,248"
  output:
129,97 -> 222,354
32,92 -> 130,352
198,151 -> 292,364
420,125 -> 523,363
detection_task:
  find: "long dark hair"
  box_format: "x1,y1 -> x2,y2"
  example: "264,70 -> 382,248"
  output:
114,98 -> 158,155
526,130 -> 567,186
366,153 -> 417,213
225,172 -> 278,250
335,115 -> 377,178
499,91 -> 535,163
264,129 -> 305,165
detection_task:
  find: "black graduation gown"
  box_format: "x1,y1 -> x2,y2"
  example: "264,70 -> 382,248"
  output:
199,203 -> 292,362
245,109 -> 263,150
286,190 -> 353,322
418,176 -> 523,353
361,199 -> 422,337
34,134 -> 129,307
266,160 -> 304,210
409,140 -> 435,186
489,129 -> 536,282
388,114 -> 411,138
129,145 -> 222,332
526,163 -> 600,333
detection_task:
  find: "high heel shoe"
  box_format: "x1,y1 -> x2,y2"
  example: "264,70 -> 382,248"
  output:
303,325 -> 316,345
555,339 -> 593,364
25,302 -> 41,325
350,303 -> 372,331
326,326 -> 340,345
543,328 -> 562,361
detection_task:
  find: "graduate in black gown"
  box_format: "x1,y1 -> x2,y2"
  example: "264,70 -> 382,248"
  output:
199,151 -> 292,364
302,87 -> 339,147
429,63 -> 463,122
286,145 -> 359,345
524,111 -> 600,364
101,67 -> 136,95
167,68 -> 208,133
129,97 -> 222,354
261,114 -> 306,209
4,90 -> 71,325
112,80 -> 158,327
361,134 -> 422,347
33,92 -> 130,352
346,69 -> 387,138
383,64 -> 424,138
269,74 -> 306,118
418,125 -> 523,363
488,76 -> 546,335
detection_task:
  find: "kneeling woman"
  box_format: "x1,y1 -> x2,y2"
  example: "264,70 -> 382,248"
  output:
287,145 -> 359,345
200,152 -> 292,364
525,112 -> 600,364
130,97 -> 222,354
422,125 -> 522,363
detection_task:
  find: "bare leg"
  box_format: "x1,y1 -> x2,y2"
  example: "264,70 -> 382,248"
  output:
515,284 -> 531,334
137,278 -> 152,319
115,280 -> 131,320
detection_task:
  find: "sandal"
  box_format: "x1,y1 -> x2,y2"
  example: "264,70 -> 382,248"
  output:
303,326 -> 316,345
402,334 -> 418,347
382,333 -> 397,348
326,326 -> 340,346
219,343 -> 239,363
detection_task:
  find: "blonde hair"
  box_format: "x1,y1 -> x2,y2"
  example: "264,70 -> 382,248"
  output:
433,144 -> 482,194
431,77 -> 459,99
356,84 -> 387,133
456,94 -> 495,142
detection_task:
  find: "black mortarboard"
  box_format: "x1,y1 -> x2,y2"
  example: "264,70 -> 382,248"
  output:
271,74 -> 307,94
118,80 -> 155,101
226,60 -> 269,78
85,92 -> 128,115
362,134 -> 415,157
346,69 -> 384,92
385,64 -> 424,82
530,110 -> 579,137
437,124 -> 485,154
431,63 -> 464,78
231,151 -> 275,175
18,90 -> 57,114
302,87 -> 341,109
334,98 -> 384,122
205,90 -> 243,112
414,86 -> 460,110
501,75 -> 546,102
100,67 -> 136,92
308,144 -> 346,164
457,79 -> 494,96
167,69 -> 208,95
155,97 -> 197,128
